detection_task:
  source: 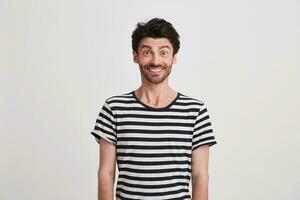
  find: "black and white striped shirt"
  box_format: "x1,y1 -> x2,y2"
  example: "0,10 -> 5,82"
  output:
91,90 -> 217,200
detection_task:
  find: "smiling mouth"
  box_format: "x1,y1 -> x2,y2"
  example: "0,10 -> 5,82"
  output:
147,67 -> 163,74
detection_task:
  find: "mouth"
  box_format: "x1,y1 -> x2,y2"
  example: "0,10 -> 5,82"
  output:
147,67 -> 164,75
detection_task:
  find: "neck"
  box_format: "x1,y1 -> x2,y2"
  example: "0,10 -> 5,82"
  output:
134,81 -> 177,108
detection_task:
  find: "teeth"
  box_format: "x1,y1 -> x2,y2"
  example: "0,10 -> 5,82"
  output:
148,68 -> 163,72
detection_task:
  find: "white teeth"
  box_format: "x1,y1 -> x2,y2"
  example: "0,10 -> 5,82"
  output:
148,68 -> 163,72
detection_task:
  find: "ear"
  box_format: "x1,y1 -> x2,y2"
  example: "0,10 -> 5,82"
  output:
172,54 -> 177,64
132,51 -> 138,63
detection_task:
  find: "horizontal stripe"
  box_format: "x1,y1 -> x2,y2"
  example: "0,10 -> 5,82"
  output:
117,160 -> 191,166
118,174 -> 191,181
117,137 -> 192,142
117,180 -> 189,189
117,157 -> 191,163
117,144 -> 191,150
117,129 -> 192,134
116,187 -> 189,197
116,192 -> 191,200
117,176 -> 190,184
118,167 -> 191,174
115,121 -> 194,127
111,106 -> 199,113
117,152 -> 191,158
114,113 -> 196,119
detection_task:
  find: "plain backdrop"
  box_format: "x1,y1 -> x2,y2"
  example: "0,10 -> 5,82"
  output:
1,0 -> 299,199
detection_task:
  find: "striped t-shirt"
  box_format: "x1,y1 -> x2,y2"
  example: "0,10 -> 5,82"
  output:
91,90 -> 217,200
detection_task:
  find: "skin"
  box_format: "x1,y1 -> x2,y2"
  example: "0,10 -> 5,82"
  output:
98,37 -> 210,200
98,139 -> 116,200
192,145 -> 210,200
132,37 -> 178,106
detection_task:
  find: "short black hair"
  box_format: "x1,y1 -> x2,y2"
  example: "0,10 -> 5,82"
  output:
131,18 -> 180,55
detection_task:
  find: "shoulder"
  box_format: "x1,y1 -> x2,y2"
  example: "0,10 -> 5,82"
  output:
178,92 -> 206,109
105,91 -> 134,105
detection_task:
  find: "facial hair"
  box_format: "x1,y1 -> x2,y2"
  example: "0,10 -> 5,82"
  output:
139,63 -> 173,84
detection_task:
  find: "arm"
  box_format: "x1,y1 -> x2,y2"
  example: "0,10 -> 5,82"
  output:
98,138 -> 116,200
191,145 -> 210,200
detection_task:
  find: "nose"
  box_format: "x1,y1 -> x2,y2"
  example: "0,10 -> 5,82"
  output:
151,53 -> 160,66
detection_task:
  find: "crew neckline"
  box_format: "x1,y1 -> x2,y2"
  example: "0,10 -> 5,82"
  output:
131,90 -> 180,111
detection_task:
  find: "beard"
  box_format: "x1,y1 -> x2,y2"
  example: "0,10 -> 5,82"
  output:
139,63 -> 173,84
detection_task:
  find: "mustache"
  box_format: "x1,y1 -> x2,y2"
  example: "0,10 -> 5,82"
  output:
145,63 -> 164,68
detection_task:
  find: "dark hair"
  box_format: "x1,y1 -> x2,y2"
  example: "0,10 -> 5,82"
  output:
131,18 -> 180,55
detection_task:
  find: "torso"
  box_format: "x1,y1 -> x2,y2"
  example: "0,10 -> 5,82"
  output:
108,91 -> 204,200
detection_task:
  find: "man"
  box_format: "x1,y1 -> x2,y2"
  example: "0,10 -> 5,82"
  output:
91,18 -> 217,200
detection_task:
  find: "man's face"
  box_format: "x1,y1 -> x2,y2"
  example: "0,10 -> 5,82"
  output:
133,37 -> 177,84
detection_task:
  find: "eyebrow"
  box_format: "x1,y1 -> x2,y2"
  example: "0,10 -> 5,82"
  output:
140,45 -> 171,50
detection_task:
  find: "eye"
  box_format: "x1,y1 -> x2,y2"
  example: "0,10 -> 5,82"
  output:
143,50 -> 152,57
160,50 -> 169,56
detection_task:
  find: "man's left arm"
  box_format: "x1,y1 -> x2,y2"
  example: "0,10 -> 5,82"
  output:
191,144 -> 210,200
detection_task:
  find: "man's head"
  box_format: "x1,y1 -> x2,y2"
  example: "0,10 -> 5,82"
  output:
131,18 -> 180,56
131,18 -> 180,84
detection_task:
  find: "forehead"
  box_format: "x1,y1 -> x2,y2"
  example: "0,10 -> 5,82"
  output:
138,37 -> 173,50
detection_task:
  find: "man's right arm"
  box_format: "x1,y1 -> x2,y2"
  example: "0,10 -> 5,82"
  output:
98,138 -> 116,200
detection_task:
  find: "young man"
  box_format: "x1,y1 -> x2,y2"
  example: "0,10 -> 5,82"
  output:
91,18 -> 217,200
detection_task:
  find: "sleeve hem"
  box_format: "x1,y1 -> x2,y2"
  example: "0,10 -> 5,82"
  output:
90,131 -> 116,146
192,141 -> 217,151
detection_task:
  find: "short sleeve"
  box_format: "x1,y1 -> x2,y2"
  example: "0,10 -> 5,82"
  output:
192,103 -> 217,151
90,100 -> 117,146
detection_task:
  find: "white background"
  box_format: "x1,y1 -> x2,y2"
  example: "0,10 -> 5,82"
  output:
1,0 -> 299,199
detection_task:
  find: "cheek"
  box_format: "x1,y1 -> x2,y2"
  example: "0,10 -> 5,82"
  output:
164,59 -> 174,66
142,60 -> 154,67
138,56 -> 150,64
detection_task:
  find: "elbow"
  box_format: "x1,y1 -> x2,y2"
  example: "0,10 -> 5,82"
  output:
98,167 -> 115,181
192,172 -> 209,186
